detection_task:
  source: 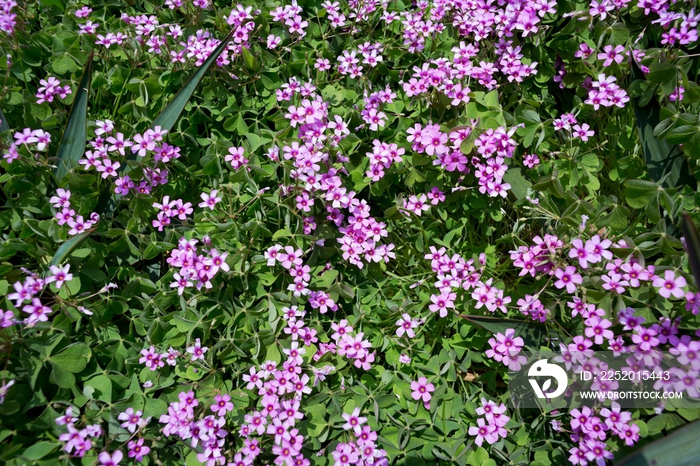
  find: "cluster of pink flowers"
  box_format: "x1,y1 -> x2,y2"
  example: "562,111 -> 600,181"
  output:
77,121 -> 176,197
321,1 -> 347,29
516,294 -> 550,322
585,73 -> 629,110
311,318 -> 375,371
139,345 -> 182,371
406,120 -> 516,198
95,6 -> 255,67
36,76 -> 72,104
159,391 -> 231,465
270,1 -> 308,40
358,84 -> 394,131
152,196 -> 194,231
485,329 -> 526,370
509,233 -> 565,278
3,127 -> 52,163
566,404 -> 636,465
398,9 -> 444,53
56,406 -> 103,458
0,0 -> 16,35
658,8 -> 700,46
281,306 -> 320,347
5,263 -> 95,329
422,246 -> 515,320
274,75 -> 399,269
330,408 -> 387,465
49,188 -> 99,236
165,237 -> 230,294
265,244 -> 312,297
468,399 -> 510,446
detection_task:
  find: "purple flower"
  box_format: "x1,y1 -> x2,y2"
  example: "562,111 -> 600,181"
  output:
584,316 -> 614,345
211,394 -> 233,416
127,438 -> 150,462
186,338 -> 209,361
395,313 -> 419,338
468,418 -> 498,446
198,190 -> 221,210
410,377 -> 435,403
653,270 -> 686,299
118,408 -> 148,433
98,450 -> 123,466
554,266 -> 583,293
341,407 -> 367,435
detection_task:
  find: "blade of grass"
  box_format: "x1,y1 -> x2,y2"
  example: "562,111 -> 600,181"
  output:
682,213 -> 700,289
153,28 -> 236,132
53,53 -> 94,184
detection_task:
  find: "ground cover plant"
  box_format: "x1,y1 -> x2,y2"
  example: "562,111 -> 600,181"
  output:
2,0 -> 700,464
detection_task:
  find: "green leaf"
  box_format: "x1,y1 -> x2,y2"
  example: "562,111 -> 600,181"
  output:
153,29 -> 236,132
241,46 -> 260,73
51,53 -> 79,75
682,214 -> 700,290
467,447 -> 490,466
53,53 -> 93,184
21,442 -> 60,461
646,63 -> 678,84
49,343 -> 91,373
623,180 -> 660,209
503,168 -> 532,201
615,420 -> 700,466
84,375 -> 113,403
630,59 -> 695,189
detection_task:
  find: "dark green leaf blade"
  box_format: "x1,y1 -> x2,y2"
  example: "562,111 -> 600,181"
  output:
53,53 -> 93,184
682,213 -> 700,289
630,58 -> 695,189
615,420 -> 700,466
152,29 -> 236,132
41,227 -> 95,278
0,107 -> 10,132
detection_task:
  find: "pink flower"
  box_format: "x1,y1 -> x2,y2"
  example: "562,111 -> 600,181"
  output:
652,270 -> 686,299
186,338 -> 209,361
98,450 -> 123,466
569,238 -> 593,268
410,377 -> 435,403
584,316 -> 614,345
572,123 -> 594,142
468,418 -> 498,446
118,408 -> 148,433
210,394 -> 234,416
198,190 -> 221,210
341,407 -> 367,435
395,313 -> 419,338
554,266 -> 583,293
